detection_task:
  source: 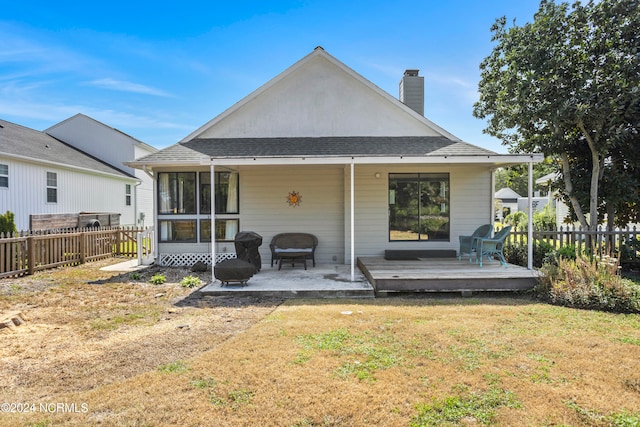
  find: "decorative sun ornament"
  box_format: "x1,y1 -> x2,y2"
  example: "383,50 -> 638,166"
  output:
286,190 -> 302,207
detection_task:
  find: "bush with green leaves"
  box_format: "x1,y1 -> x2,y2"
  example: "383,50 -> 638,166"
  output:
149,273 -> 166,285
536,255 -> 640,313
533,203 -> 556,230
0,210 -> 17,235
504,211 -> 528,230
180,275 -> 203,288
503,240 -> 554,268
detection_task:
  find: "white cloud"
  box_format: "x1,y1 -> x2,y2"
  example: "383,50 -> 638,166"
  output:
86,78 -> 173,97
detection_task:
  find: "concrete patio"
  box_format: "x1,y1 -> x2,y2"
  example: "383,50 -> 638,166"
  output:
199,263 -> 376,299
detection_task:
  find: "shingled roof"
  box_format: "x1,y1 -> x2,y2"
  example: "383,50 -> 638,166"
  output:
131,136 -> 497,166
0,119 -> 135,178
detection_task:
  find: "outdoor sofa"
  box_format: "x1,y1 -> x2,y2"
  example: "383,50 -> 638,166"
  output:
270,233 -> 318,270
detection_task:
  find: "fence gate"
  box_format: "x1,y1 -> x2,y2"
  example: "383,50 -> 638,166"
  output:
137,227 -> 155,265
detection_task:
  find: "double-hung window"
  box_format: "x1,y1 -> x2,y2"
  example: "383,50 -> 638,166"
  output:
0,164 -> 7,188
157,171 -> 239,243
125,184 -> 132,206
46,172 -> 58,203
388,173 -> 450,241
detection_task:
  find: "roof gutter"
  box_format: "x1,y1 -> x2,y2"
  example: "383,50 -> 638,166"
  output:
198,153 -> 544,167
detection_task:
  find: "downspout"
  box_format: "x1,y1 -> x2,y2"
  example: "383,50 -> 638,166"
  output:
350,159 -> 355,282
134,180 -> 142,227
211,162 -> 216,282
527,158 -> 534,270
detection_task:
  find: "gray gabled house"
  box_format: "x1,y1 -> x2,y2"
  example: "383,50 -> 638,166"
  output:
129,47 -> 542,277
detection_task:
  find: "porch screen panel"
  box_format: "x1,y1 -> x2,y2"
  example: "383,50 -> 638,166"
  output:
200,219 -> 239,242
200,172 -> 239,214
159,220 -> 196,242
158,172 -> 196,214
389,173 -> 450,241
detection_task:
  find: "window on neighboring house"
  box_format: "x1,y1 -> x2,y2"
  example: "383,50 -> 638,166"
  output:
388,173 -> 450,241
0,164 -> 7,188
157,171 -> 240,243
46,172 -> 57,203
125,184 -> 132,206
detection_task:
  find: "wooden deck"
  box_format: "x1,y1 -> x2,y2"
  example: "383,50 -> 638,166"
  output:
357,257 -> 540,295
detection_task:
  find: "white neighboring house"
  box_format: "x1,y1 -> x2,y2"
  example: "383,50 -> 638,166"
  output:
45,113 -> 157,228
536,172 -> 571,227
494,187 -> 521,221
0,118 -> 140,231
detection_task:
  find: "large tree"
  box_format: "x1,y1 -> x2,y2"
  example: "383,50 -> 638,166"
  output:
474,0 -> 640,231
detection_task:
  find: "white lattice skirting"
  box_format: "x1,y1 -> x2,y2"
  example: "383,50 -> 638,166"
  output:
158,253 -> 237,267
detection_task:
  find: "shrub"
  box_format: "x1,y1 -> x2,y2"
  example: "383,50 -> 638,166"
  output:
504,211 -> 528,230
180,275 -> 203,288
0,210 -> 17,235
618,235 -> 640,270
149,273 -> 166,285
504,241 -> 555,268
533,203 -> 556,230
536,255 -> 640,313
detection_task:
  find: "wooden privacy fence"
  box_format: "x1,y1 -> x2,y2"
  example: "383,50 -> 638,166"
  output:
506,225 -> 640,260
0,227 -> 149,279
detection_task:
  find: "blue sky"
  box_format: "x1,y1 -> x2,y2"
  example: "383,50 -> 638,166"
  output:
1,1 -> 542,153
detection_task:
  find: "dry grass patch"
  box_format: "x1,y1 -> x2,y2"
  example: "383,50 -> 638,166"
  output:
2,262 -> 640,426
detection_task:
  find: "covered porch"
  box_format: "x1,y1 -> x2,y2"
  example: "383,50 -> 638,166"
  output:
198,257 -> 539,298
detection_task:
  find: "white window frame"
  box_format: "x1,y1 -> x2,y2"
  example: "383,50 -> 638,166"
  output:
46,171 -> 58,203
0,164 -> 7,188
125,184 -> 132,206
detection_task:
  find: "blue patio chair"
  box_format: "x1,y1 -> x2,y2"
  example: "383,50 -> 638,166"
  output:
476,225 -> 512,267
458,224 -> 493,263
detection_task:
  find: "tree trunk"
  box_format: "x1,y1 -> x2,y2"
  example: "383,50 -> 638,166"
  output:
578,120 -> 602,233
560,153 -> 589,230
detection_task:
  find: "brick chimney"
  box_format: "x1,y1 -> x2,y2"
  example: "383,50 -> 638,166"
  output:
399,69 -> 424,115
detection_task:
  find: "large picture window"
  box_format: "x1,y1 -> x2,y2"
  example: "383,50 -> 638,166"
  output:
389,173 -> 450,241
200,219 -> 239,242
200,172 -> 239,214
157,171 -> 240,243
158,172 -> 196,214
159,220 -> 196,242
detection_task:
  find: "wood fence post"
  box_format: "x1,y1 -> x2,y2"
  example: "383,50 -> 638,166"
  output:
27,236 -> 35,275
79,232 -> 86,264
115,228 -> 121,256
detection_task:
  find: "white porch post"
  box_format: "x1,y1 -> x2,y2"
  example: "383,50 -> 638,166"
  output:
350,159 -> 355,282
211,163 -> 216,281
527,158 -> 533,270
490,168 -> 496,224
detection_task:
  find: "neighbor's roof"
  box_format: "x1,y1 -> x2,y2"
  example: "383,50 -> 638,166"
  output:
495,187 -> 522,200
0,119 -> 136,179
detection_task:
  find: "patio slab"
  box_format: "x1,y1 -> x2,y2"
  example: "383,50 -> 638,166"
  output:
199,263 -> 375,299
